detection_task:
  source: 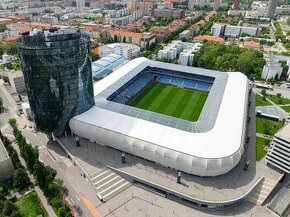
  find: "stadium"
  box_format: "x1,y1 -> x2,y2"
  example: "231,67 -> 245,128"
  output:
69,57 -> 249,177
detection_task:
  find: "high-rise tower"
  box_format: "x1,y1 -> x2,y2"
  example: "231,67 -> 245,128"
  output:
232,0 -> 240,10
18,29 -> 94,136
266,0 -> 278,18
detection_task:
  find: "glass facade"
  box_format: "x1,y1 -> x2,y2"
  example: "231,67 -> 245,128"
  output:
18,29 -> 94,136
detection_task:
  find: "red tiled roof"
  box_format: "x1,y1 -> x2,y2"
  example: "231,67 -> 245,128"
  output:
4,35 -> 21,42
244,41 -> 260,49
195,20 -> 205,25
0,18 -> 12,24
91,47 -> 99,54
30,22 -> 52,29
107,29 -> 142,38
194,35 -> 224,43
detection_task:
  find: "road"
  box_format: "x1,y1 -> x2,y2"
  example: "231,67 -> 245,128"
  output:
0,82 -> 93,217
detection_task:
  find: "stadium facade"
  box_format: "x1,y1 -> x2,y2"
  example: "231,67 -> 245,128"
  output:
18,29 -> 95,136
70,57 -> 249,177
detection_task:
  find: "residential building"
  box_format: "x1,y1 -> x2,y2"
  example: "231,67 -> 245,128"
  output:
213,0 -> 221,11
188,0 -> 211,9
103,30 -> 155,48
179,30 -> 192,39
99,43 -> 141,59
8,71 -> 26,94
251,1 -> 267,13
205,11 -> 217,22
0,139 -> 14,182
40,15 -> 59,25
211,23 -> 259,37
18,29 -> 95,136
261,54 -> 283,80
152,8 -> 185,18
105,8 -> 143,26
244,40 -> 261,49
157,40 -> 202,66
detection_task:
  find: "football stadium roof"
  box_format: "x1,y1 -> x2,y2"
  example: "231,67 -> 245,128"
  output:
70,57 -> 249,176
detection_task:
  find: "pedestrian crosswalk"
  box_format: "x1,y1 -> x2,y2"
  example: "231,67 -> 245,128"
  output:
89,168 -> 131,202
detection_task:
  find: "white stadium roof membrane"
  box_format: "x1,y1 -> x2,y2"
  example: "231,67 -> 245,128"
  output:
70,57 -> 249,176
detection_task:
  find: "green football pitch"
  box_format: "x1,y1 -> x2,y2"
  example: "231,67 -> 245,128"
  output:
126,82 -> 208,122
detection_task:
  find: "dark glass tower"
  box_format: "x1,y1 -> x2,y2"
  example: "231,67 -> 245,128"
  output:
18,29 -> 94,136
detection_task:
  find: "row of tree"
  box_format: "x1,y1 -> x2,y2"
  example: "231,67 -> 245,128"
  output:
8,118 -> 71,217
274,22 -> 290,49
0,42 -> 18,58
192,41 -> 266,79
0,131 -> 30,192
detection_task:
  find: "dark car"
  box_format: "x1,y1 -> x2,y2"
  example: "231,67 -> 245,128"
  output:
244,161 -> 250,171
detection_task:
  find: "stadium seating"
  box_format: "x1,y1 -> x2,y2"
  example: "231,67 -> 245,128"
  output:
110,70 -> 213,104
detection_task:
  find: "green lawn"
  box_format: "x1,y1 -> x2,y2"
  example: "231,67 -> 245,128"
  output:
281,105 -> 290,113
256,94 -> 272,106
127,82 -> 208,122
256,137 -> 270,161
256,117 -> 284,136
16,191 -> 48,217
267,94 -> 290,105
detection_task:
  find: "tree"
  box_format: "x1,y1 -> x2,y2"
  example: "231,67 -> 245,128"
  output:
8,118 -> 17,128
13,168 -> 30,190
122,36 -> 126,43
90,52 -> 100,62
0,200 -> 22,216
276,93 -> 282,98
261,89 -> 267,96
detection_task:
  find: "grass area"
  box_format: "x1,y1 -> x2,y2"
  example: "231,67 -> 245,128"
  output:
16,191 -> 48,217
266,94 -> 290,105
256,137 -> 270,161
281,105 -> 290,113
127,82 -> 208,122
256,117 -> 284,136
256,94 -> 272,106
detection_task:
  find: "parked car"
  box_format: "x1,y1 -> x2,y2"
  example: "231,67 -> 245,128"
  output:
244,161 -> 250,171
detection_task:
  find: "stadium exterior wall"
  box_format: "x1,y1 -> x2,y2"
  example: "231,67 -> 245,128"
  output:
70,118 -> 246,176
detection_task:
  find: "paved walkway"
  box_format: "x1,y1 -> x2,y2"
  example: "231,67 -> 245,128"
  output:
59,134 -> 281,204
80,195 -> 103,217
256,133 -> 273,140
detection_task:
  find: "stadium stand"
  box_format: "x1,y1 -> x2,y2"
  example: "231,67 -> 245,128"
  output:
109,69 -> 213,104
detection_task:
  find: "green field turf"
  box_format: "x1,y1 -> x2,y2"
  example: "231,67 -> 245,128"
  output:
127,82 -> 208,122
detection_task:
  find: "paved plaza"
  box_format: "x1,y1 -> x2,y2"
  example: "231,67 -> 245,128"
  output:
59,131 -> 280,204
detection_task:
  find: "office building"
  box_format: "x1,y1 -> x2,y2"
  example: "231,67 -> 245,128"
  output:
0,139 -> 14,182
8,71 -> 26,94
18,29 -> 95,136
266,0 -> 278,18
